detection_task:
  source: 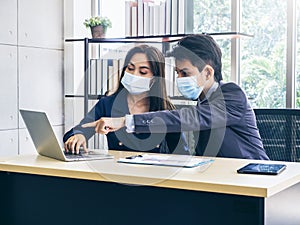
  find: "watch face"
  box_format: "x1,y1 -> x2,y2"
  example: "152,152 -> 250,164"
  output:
237,163 -> 286,175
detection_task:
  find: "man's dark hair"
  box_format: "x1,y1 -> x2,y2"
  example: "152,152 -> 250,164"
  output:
168,34 -> 223,82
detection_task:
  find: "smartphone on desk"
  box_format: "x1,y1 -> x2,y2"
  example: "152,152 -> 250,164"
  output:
237,163 -> 286,175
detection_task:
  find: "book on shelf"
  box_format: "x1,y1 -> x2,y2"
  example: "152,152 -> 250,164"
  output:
89,59 -> 97,96
107,59 -> 120,95
125,0 -> 194,37
153,3 -> 160,36
159,1 -> 166,35
101,59 -> 108,95
137,0 -> 144,36
178,0 -> 194,35
89,58 -> 125,97
143,2 -> 150,36
165,0 -> 171,35
125,1 -> 132,37
149,2 -> 154,35
89,58 -> 103,96
107,61 -> 114,95
170,0 -> 178,35
96,59 -> 102,95
131,4 -> 138,37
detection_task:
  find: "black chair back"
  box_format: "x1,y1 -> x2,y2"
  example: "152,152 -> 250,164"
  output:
254,108 -> 300,162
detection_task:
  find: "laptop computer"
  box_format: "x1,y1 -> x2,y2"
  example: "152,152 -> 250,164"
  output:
19,109 -> 114,162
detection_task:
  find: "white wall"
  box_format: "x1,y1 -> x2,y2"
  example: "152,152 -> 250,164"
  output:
0,0 -> 64,156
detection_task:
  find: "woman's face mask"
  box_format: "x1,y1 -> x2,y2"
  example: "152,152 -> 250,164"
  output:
176,75 -> 203,100
121,71 -> 153,95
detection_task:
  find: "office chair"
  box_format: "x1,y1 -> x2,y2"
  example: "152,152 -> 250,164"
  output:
254,108 -> 300,162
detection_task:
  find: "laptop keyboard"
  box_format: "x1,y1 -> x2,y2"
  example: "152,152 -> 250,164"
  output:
64,150 -> 113,160
65,153 -> 85,159
64,150 -> 102,159
64,149 -> 88,159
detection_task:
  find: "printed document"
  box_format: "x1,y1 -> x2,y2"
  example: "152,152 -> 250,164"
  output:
118,154 -> 214,168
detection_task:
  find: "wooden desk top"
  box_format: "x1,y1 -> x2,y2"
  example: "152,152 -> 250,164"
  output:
0,151 -> 300,198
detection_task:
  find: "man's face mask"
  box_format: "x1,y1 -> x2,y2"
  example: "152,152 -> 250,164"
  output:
176,74 -> 204,100
121,71 -> 153,95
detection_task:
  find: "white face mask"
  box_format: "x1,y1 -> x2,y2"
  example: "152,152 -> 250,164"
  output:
176,75 -> 204,100
121,71 -> 153,95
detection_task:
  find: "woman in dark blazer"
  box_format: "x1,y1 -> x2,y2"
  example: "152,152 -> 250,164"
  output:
63,45 -> 189,155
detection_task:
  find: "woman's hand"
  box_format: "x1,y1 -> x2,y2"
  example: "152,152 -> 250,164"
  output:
82,117 -> 126,135
64,134 -> 87,154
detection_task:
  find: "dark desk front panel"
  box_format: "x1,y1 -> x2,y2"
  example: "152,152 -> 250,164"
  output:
0,171 -> 264,225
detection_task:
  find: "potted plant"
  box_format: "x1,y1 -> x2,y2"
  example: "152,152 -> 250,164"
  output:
84,16 -> 112,38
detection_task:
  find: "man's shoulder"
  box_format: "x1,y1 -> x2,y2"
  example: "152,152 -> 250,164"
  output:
219,81 -> 242,90
218,81 -> 245,95
211,81 -> 247,102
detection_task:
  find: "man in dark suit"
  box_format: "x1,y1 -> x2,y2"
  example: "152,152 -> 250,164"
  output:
84,34 -> 269,160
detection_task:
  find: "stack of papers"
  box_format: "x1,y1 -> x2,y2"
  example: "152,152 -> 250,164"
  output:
118,154 -> 214,168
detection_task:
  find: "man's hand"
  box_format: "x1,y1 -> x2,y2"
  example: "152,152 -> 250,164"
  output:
82,117 -> 126,134
64,134 -> 87,154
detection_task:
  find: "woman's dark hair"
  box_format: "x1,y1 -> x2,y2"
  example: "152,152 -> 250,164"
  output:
114,45 -> 175,111
168,34 -> 223,82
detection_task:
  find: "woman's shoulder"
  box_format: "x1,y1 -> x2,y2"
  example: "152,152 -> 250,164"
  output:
96,92 -> 128,111
94,93 -> 117,109
98,92 -> 120,103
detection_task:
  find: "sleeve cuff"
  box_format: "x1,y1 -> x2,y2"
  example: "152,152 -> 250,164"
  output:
125,114 -> 135,133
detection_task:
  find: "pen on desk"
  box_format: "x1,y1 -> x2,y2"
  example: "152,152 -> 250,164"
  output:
125,154 -> 143,159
